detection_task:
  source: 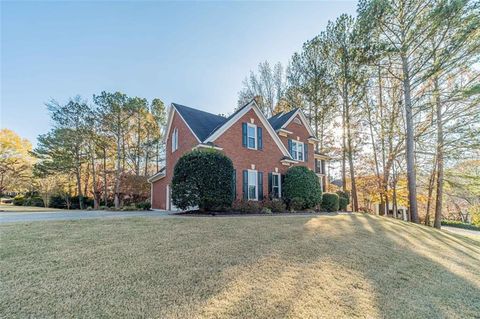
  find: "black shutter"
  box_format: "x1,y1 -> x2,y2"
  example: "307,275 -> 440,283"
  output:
242,123 -> 247,147
257,127 -> 263,150
232,169 -> 236,200
243,170 -> 248,199
288,139 -> 293,157
304,144 -> 308,162
258,172 -> 263,200
268,172 -> 273,198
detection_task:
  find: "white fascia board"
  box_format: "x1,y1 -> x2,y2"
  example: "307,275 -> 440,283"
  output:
192,144 -> 224,151
204,101 -> 292,158
164,104 -> 201,144
147,171 -> 166,183
281,109 -> 316,137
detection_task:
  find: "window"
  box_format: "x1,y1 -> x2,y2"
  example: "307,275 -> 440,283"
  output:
172,128 -> 179,152
291,140 -> 304,161
294,117 -> 302,125
247,123 -> 257,149
248,170 -> 257,200
272,173 -> 281,198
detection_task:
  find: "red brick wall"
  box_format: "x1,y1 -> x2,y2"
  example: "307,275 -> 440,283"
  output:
151,110 -> 199,209
214,109 -> 312,200
279,115 -> 315,169
151,107 -> 317,209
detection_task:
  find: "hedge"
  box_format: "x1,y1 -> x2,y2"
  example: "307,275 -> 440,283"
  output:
336,190 -> 350,211
441,220 -> 480,231
283,166 -> 322,210
172,149 -> 234,211
321,193 -> 339,212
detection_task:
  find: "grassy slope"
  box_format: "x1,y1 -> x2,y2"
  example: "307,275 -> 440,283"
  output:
1,214 -> 479,319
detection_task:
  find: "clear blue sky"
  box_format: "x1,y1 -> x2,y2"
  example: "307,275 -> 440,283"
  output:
1,1 -> 356,144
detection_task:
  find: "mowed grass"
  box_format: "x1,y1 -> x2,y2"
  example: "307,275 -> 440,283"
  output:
1,214 -> 479,319
0,203 -> 64,212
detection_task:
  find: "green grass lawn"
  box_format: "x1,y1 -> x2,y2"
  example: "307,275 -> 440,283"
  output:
0,203 -> 64,212
1,214 -> 479,318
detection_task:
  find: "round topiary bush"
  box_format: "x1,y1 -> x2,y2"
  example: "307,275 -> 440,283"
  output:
321,193 -> 339,212
283,166 -> 322,210
172,149 -> 234,211
338,197 -> 349,211
336,190 -> 350,211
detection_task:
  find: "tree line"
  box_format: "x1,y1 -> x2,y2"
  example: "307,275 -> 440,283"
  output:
32,92 -> 166,209
238,0 -> 480,228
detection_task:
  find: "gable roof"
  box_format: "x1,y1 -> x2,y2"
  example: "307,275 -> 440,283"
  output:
204,100 -> 292,158
268,109 -> 299,130
172,103 -> 228,141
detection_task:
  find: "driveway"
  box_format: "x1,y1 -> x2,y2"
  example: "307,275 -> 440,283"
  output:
442,226 -> 480,237
0,210 -> 173,223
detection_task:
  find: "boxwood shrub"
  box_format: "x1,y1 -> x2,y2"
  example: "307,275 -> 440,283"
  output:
12,195 -> 25,206
172,149 -> 234,211
336,190 -> 350,211
283,166 -> 322,210
321,193 -> 339,212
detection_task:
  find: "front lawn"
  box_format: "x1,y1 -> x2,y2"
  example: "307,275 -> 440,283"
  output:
1,214 -> 479,318
0,203 -> 64,213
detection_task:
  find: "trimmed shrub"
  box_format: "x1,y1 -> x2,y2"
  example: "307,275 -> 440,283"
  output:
336,191 -> 350,211
290,197 -> 305,211
172,149 -> 234,211
283,166 -> 322,210
338,197 -> 349,211
49,194 -> 68,209
321,193 -> 339,212
136,201 -> 151,210
23,196 -> 45,207
231,199 -> 261,213
441,220 -> 480,231
13,195 -> 25,206
262,199 -> 287,213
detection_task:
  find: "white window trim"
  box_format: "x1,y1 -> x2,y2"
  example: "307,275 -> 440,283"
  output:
247,169 -> 258,201
172,128 -> 179,152
246,123 -> 257,150
291,140 -> 304,162
272,172 -> 281,198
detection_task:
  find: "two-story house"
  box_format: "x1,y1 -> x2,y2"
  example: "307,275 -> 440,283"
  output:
148,100 -> 329,210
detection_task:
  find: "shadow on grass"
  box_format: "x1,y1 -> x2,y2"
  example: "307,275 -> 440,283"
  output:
1,214 -> 479,318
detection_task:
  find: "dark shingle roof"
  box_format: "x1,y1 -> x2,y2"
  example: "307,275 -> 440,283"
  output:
268,108 -> 298,130
172,103 -> 228,141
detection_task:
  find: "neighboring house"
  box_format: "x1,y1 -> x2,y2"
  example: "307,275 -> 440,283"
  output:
148,100 -> 329,210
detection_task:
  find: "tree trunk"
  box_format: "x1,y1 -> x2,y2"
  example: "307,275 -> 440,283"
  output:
90,145 -> 99,210
114,135 -> 122,209
434,75 -> 444,229
401,54 -> 419,223
425,156 -> 437,226
344,79 -> 358,212
103,147 -> 108,207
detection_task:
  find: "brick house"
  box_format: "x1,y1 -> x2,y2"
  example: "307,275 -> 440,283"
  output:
148,100 -> 329,210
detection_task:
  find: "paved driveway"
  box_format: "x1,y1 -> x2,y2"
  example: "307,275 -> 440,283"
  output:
0,210 -> 173,223
442,226 -> 480,237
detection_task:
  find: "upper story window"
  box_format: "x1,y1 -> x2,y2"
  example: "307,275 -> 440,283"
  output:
293,117 -> 302,125
242,122 -> 263,150
291,140 -> 304,161
172,128 -> 179,152
247,123 -> 257,149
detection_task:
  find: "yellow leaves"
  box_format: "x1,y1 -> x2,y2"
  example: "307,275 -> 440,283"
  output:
0,129 -> 34,192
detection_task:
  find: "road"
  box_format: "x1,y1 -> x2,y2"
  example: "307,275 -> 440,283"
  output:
0,210 -> 173,223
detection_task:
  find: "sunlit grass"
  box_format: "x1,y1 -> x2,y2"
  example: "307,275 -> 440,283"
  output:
0,203 -> 64,212
1,214 -> 479,318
